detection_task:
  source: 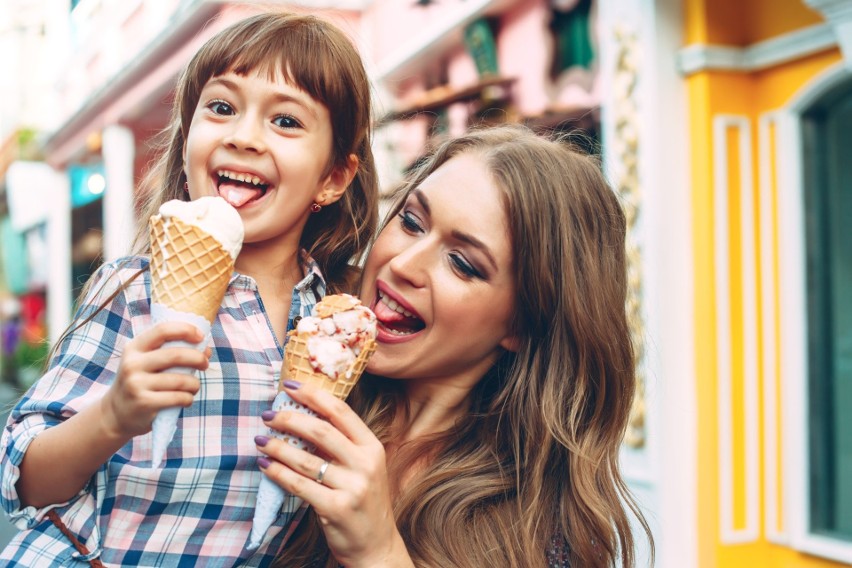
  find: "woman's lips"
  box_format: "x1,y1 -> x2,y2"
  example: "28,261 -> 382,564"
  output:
373,289 -> 425,342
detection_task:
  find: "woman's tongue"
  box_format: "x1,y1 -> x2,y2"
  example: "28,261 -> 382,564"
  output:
374,299 -> 424,334
219,181 -> 262,208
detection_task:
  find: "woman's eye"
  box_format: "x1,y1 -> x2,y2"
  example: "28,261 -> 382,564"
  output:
398,211 -> 423,233
207,100 -> 234,115
449,253 -> 483,280
272,114 -> 301,129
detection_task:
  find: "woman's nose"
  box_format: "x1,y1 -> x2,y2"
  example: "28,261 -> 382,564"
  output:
224,114 -> 267,153
388,240 -> 429,289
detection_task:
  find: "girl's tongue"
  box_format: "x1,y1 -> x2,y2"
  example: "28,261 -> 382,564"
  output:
218,179 -> 264,207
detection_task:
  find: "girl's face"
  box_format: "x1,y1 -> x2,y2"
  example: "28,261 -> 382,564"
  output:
360,153 -> 519,387
184,71 -> 350,248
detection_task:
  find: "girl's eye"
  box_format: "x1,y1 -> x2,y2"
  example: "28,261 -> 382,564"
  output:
207,100 -> 234,115
398,210 -> 423,233
272,114 -> 302,129
449,253 -> 484,280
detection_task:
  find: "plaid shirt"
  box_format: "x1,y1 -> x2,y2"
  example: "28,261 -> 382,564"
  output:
0,255 -> 324,567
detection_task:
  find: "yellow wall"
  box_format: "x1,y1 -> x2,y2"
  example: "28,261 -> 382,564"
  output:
685,0 -> 823,45
686,0 -> 847,566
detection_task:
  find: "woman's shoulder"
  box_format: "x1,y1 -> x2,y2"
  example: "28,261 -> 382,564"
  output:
547,532 -> 571,567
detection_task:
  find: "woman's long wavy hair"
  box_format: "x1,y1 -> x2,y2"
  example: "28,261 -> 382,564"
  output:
276,125 -> 654,567
135,11 -> 378,291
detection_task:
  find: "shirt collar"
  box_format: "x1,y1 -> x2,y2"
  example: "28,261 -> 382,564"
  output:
226,250 -> 326,296
297,251 -> 326,298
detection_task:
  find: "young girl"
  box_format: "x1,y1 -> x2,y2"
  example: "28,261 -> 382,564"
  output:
0,12 -> 377,566
256,125 -> 654,567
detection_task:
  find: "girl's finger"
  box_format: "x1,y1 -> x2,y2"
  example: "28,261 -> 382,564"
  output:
146,372 -> 201,394
133,322 -> 205,351
278,380 -> 378,446
146,389 -> 198,410
148,347 -> 210,372
124,345 -> 209,375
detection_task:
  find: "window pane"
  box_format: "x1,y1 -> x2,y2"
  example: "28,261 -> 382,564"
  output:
805,83 -> 852,541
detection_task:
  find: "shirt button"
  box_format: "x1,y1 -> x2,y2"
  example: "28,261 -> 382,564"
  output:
292,316 -> 302,327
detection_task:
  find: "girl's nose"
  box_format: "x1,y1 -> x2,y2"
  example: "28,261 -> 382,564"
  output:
388,240 -> 429,289
224,115 -> 267,153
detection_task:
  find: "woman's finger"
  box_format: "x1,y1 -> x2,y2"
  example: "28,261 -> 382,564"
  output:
257,453 -> 334,507
256,436 -> 336,488
262,409 -> 353,466
278,380 -> 379,447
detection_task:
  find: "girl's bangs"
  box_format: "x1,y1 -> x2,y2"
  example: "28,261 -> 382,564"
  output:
198,22 -> 338,110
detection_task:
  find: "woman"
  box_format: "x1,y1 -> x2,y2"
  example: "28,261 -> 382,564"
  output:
256,125 -> 653,567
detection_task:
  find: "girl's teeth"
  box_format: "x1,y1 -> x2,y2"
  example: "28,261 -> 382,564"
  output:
217,170 -> 265,187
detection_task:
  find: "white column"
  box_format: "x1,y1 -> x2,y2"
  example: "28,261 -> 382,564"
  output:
47,168 -> 71,346
102,124 -> 136,262
598,0 -> 696,565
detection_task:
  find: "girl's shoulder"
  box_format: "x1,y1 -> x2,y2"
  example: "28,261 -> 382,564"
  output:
103,255 -> 150,273
80,255 -> 151,307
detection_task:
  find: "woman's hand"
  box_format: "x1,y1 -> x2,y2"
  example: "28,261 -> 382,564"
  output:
257,381 -> 413,568
102,322 -> 209,440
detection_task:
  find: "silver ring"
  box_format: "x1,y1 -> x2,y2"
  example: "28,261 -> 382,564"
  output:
315,461 -> 330,485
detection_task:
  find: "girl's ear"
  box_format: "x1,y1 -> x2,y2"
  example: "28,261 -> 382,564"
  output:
317,154 -> 359,205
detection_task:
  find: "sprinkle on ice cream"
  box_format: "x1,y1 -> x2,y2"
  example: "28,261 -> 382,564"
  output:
158,196 -> 244,260
296,296 -> 377,380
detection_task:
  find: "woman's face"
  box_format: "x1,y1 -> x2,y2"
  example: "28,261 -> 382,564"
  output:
360,152 -> 518,387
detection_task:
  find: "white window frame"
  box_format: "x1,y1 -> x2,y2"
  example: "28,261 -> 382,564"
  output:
779,62 -> 852,565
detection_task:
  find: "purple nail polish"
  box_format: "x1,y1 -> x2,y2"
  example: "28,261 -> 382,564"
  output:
257,457 -> 271,469
261,410 -> 276,421
282,380 -> 301,390
255,435 -> 270,447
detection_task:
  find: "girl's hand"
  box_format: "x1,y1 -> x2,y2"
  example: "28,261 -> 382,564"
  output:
257,381 -> 412,568
102,322 -> 209,440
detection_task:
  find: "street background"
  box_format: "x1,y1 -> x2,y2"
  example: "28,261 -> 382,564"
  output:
1,0 -> 851,566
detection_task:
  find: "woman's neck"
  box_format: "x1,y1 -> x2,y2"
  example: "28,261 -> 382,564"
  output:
396,381 -> 473,442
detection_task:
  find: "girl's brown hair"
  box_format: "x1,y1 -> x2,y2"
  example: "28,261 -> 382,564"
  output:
136,11 -> 378,291
49,12 -> 378,362
278,124 -> 653,567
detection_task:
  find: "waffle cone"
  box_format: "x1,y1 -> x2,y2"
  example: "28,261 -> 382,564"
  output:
149,215 -> 234,323
284,331 -> 376,399
312,294 -> 362,318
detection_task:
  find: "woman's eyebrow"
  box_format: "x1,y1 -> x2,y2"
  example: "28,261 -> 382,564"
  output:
412,188 -> 431,215
413,189 -> 498,272
451,230 -> 497,272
